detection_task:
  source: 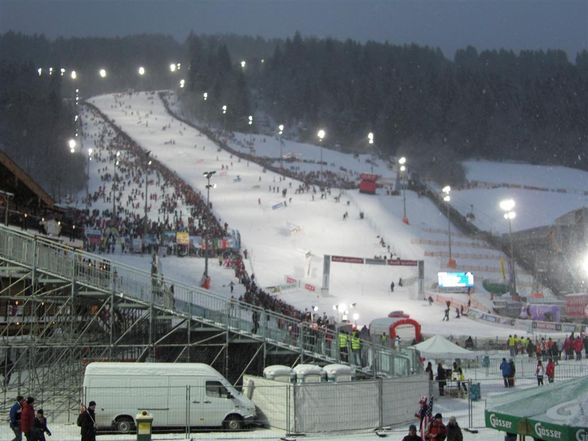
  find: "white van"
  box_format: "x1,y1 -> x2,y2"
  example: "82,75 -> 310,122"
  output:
82,362 -> 257,432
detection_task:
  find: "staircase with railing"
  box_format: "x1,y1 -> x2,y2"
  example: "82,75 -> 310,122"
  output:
0,224 -> 418,380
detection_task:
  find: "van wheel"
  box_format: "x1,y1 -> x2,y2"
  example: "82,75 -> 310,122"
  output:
115,416 -> 135,434
224,415 -> 243,431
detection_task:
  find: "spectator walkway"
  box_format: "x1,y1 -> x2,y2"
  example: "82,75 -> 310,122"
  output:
0,224 -> 417,380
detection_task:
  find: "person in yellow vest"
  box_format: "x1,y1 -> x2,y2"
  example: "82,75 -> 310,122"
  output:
351,330 -> 361,366
519,336 -> 528,355
338,330 -> 349,362
507,335 -> 516,357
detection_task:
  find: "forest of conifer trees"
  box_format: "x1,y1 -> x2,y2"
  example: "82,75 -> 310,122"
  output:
1,31 -> 587,197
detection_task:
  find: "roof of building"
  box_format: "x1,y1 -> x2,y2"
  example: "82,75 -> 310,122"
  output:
0,150 -> 55,208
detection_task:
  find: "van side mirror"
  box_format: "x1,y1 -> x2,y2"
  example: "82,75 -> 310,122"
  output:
226,393 -> 234,399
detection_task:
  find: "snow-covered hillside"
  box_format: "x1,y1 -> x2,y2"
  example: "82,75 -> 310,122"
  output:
79,91 -> 588,338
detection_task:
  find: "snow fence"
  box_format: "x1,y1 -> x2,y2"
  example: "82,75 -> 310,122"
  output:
243,374 -> 428,433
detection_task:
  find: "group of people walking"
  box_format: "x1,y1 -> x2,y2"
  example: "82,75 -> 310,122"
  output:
506,333 -> 588,361
9,396 -> 51,441
535,358 -> 556,386
407,406 -> 463,441
9,396 -> 97,441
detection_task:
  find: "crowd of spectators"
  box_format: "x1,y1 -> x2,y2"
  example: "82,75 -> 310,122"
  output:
77,101 -> 227,253
82,96 -> 310,322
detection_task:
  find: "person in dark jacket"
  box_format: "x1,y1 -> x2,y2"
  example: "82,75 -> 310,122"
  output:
20,397 -> 35,441
77,401 -> 97,441
508,358 -> 516,387
403,424 -> 424,441
32,409 -> 51,441
446,416 -> 463,441
499,358 -> 511,387
425,362 -> 434,381
9,395 -> 24,441
436,363 -> 447,396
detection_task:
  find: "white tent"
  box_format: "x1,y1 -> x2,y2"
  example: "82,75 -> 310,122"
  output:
411,335 -> 477,359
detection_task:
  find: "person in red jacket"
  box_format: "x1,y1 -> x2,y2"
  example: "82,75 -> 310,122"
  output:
425,413 -> 447,441
20,397 -> 35,441
574,336 -> 583,360
546,358 -> 555,383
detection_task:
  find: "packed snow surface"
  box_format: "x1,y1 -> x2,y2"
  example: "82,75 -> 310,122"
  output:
83,91 -> 588,339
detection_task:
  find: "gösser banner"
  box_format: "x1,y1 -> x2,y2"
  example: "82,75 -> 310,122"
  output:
485,376 -> 588,441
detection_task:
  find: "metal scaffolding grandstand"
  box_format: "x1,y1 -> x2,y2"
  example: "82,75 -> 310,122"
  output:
0,224 -> 417,421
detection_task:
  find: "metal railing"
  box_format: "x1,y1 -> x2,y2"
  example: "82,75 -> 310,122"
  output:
0,224 -> 416,377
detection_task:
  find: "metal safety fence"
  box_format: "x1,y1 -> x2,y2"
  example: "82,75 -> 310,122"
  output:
240,375 -> 431,434
0,224 -> 418,378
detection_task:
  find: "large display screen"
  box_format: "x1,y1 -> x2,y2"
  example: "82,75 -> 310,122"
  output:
438,271 -> 474,288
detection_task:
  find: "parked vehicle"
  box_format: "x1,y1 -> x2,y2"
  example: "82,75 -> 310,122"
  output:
83,362 -> 256,433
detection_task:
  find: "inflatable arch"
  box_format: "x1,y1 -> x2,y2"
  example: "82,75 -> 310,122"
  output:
389,318 -> 423,343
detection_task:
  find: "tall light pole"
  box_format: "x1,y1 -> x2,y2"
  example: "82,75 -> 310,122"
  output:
112,151 -> 120,221
317,129 -> 325,178
143,151 -> 152,234
368,132 -> 375,173
68,138 -> 77,154
278,124 -> 284,170
202,171 -> 216,287
398,156 -> 409,224
442,185 -> 456,268
500,198 -> 517,296
221,105 -> 227,133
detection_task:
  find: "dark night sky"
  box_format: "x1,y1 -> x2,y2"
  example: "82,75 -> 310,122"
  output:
0,0 -> 587,58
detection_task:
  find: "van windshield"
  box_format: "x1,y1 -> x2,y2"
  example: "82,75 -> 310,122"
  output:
205,381 -> 232,398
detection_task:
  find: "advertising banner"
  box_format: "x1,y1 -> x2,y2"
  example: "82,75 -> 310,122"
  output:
365,258 -> 386,265
387,259 -> 419,266
331,255 -> 364,264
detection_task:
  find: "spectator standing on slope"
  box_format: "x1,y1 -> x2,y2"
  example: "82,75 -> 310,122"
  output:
403,424 -> 424,441
546,357 -> 556,383
20,397 -> 35,441
9,395 -> 24,441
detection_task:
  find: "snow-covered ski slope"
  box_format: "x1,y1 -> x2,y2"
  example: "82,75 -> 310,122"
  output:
85,91 -> 588,338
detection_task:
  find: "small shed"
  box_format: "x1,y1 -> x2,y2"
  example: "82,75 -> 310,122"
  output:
292,364 -> 324,383
359,173 -> 378,194
263,365 -> 294,383
323,364 -> 353,382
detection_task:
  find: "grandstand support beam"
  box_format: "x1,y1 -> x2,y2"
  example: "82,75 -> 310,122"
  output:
263,342 -> 267,372
290,354 -> 302,369
187,299 -> 192,362
300,327 -> 304,364
70,254 -> 76,346
148,290 -> 154,361
225,325 -> 230,379
109,291 -> 115,359
0,224 -> 416,420
210,342 -> 227,369
234,343 -> 264,386
153,319 -> 188,346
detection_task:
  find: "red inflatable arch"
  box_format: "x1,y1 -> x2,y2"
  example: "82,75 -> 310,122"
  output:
389,318 -> 423,343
